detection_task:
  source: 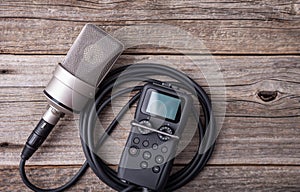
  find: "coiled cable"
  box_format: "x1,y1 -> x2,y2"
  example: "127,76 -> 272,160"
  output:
20,63 -> 216,192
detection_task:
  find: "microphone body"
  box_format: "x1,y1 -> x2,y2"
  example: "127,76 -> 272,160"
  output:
45,23 -> 124,114
21,24 -> 124,160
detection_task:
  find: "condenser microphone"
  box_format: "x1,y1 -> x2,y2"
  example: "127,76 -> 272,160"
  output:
21,24 -> 124,160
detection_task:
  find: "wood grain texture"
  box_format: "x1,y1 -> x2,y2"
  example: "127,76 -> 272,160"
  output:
1,109 -> 299,166
1,0 -> 300,55
1,0 -> 299,21
0,55 -> 299,166
1,54 -> 299,116
1,0 -> 300,191
1,54 -> 300,86
1,19 -> 299,54
1,165 -> 300,191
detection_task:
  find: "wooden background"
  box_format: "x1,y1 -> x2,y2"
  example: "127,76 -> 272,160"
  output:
1,0 -> 300,191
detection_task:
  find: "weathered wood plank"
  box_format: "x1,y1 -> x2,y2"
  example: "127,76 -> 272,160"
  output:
1,0 -> 299,21
1,100 -> 299,166
0,54 -> 299,166
1,19 -> 300,54
1,86 -> 300,118
1,54 -> 299,117
1,54 -> 299,87
1,165 -> 300,191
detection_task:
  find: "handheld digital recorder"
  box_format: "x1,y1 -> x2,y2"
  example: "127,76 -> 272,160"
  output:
118,82 -> 192,191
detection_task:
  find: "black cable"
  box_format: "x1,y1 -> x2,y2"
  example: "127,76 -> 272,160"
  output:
19,159 -> 89,192
20,63 -> 216,192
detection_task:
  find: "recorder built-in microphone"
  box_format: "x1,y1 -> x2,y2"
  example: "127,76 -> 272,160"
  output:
21,24 -> 124,160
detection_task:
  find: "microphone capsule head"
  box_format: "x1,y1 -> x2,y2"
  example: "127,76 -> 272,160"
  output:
62,23 -> 124,86
44,24 -> 124,114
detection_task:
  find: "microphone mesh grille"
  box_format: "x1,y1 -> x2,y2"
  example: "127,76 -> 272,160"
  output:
62,24 -> 123,86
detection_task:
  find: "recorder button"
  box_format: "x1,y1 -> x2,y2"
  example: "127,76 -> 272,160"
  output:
140,161 -> 148,169
152,143 -> 158,150
143,151 -> 152,160
158,126 -> 173,141
161,146 -> 168,153
137,120 -> 152,134
133,137 -> 140,144
128,146 -> 139,156
142,140 -> 149,147
155,155 -> 164,164
152,166 -> 160,173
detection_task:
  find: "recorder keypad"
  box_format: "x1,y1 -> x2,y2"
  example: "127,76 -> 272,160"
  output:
128,128 -> 173,173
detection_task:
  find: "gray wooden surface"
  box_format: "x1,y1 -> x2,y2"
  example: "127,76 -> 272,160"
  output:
1,1 -> 300,191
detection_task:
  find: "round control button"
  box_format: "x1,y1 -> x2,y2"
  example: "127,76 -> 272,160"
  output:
140,161 -> 148,169
152,143 -> 158,150
137,120 -> 152,134
143,151 -> 152,160
128,146 -> 139,156
158,126 -> 173,141
142,140 -> 149,147
133,137 -> 140,144
152,166 -> 160,173
161,146 -> 168,153
155,155 -> 164,164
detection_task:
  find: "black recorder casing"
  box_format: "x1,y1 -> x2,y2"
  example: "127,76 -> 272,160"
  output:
118,83 -> 192,191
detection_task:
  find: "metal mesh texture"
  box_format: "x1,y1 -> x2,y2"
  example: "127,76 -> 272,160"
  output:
62,24 -> 124,86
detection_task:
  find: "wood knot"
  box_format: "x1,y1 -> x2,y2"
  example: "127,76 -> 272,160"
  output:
0,142 -> 9,148
257,91 -> 278,102
1,69 -> 13,74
